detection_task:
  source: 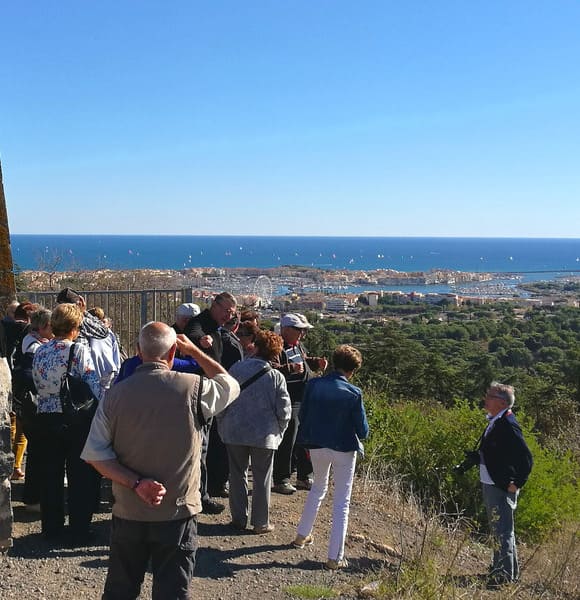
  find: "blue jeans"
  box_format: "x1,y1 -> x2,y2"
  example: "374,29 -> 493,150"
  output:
481,483 -> 519,583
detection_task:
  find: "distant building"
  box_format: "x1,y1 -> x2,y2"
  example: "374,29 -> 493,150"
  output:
365,291 -> 380,307
326,297 -> 350,312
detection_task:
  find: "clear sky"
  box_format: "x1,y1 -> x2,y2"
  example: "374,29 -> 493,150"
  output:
1,1 -> 579,237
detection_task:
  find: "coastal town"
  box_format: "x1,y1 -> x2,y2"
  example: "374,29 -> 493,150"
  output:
17,265 -> 580,314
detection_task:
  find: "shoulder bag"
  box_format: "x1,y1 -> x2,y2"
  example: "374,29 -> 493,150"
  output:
60,343 -> 98,423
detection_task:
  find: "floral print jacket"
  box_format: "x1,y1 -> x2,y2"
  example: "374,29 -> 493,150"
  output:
32,339 -> 102,413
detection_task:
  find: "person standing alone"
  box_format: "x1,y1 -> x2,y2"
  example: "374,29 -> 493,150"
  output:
479,383 -> 533,587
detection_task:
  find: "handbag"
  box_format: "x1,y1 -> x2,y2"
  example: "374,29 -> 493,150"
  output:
59,343 -> 98,423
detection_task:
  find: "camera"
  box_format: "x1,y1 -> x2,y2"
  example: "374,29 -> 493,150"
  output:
453,450 -> 480,474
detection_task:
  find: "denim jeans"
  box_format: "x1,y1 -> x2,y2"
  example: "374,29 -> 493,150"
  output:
482,483 -> 519,583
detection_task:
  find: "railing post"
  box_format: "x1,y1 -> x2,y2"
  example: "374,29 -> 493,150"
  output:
140,291 -> 148,330
182,287 -> 193,303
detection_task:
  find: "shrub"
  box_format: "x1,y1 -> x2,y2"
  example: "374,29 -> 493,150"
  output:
361,394 -> 580,542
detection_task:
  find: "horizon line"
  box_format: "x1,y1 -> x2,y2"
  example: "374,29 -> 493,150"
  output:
10,233 -> 580,240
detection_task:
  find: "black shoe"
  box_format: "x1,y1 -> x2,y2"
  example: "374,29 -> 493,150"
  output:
202,499 -> 225,514
209,483 -> 230,498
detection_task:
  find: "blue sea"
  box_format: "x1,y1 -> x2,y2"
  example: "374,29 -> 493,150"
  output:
9,235 -> 580,278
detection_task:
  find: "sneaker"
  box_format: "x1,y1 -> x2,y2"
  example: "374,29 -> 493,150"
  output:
325,558 -> 349,570
229,520 -> 247,531
253,524 -> 275,534
292,534 -> 313,548
296,478 -> 313,490
272,482 -> 296,495
202,499 -> 225,514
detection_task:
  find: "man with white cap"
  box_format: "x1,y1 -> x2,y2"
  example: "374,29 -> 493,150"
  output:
172,303 -> 201,335
272,313 -> 327,494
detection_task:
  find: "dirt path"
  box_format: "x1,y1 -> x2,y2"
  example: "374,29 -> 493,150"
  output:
3,474 -> 515,599
1,476 -> 410,599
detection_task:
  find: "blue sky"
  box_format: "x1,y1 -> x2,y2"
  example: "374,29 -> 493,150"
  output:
1,1 -> 579,237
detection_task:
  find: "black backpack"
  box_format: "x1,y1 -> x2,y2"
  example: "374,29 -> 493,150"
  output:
11,342 -> 39,425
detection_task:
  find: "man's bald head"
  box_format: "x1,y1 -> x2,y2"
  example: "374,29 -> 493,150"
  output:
139,321 -> 177,362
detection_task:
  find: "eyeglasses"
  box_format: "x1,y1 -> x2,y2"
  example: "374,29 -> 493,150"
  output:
486,394 -> 506,402
215,300 -> 237,316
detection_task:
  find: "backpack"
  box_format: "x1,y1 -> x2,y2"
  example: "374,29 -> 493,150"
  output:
11,341 -> 39,425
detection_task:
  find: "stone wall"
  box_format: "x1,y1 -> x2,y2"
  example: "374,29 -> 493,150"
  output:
0,357 -> 13,549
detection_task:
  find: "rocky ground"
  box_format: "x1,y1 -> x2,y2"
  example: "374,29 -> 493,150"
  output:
0,474 -> 564,600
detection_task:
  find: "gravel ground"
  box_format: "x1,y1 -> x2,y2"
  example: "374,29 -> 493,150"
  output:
2,476 -> 401,599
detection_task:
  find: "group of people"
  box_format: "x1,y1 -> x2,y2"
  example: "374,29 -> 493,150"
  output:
4,290 -> 124,542
3,289 -> 370,598
2,288 -> 533,597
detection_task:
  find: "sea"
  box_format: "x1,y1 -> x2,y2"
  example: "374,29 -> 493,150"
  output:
10,235 -> 580,295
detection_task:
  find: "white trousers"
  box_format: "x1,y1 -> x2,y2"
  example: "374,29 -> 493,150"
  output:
296,448 -> 357,561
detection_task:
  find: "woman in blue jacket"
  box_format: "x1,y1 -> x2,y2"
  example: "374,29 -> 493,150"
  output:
292,344 -> 369,569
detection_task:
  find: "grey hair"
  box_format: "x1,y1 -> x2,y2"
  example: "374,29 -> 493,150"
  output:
138,321 -> 177,360
489,381 -> 515,408
30,308 -> 52,332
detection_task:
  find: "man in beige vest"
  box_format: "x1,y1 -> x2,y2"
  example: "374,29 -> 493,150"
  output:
82,321 -> 239,600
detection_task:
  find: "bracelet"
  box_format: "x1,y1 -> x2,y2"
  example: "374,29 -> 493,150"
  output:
132,477 -> 143,490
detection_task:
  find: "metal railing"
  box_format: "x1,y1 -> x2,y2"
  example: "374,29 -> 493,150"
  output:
23,288 -> 203,353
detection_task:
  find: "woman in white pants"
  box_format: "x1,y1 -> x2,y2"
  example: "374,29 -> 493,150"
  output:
293,345 -> 368,569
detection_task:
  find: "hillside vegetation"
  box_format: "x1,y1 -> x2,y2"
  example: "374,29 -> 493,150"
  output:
302,302 -> 580,544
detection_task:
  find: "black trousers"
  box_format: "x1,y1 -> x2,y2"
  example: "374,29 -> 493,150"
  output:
207,418 -> 229,495
103,515 -> 198,600
273,403 -> 312,484
36,413 -> 101,536
21,420 -> 41,505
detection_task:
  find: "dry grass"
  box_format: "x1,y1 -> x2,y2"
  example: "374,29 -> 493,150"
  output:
349,473 -> 580,599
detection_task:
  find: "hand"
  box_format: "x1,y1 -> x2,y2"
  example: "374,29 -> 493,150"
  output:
291,361 -> 304,374
317,357 -> 328,371
507,482 -> 518,494
199,335 -> 213,349
135,479 -> 167,506
176,334 -> 200,357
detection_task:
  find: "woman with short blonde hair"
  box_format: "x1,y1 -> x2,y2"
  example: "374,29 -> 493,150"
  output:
32,302 -> 102,543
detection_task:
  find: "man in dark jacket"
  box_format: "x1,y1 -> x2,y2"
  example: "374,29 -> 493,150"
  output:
478,382 -> 533,587
183,292 -> 237,513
